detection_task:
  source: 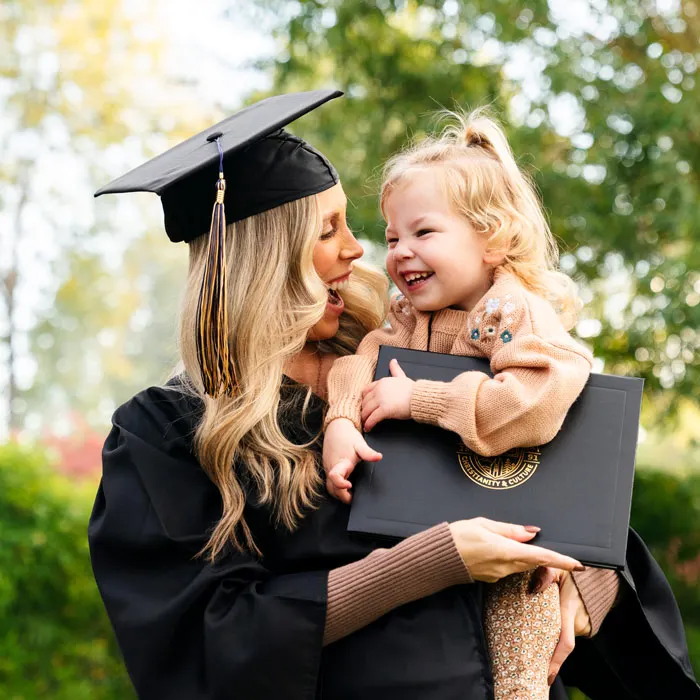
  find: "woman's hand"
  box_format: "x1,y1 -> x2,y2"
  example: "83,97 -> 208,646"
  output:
448,518 -> 585,583
529,567 -> 592,685
361,359 -> 415,431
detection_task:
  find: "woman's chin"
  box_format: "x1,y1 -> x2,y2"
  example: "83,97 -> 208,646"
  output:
307,315 -> 340,342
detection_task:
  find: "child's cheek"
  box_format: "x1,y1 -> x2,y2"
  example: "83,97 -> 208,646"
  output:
385,251 -> 402,289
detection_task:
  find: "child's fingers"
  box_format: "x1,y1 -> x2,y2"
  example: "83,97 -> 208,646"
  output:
389,359 -> 407,378
326,477 -> 352,504
361,396 -> 379,423
361,382 -> 378,398
328,467 -> 353,490
363,408 -> 385,433
330,458 -> 353,478
354,439 -> 382,462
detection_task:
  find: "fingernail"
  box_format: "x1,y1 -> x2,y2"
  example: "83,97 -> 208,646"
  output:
524,526 -> 541,533
574,563 -> 586,571
547,674 -> 555,686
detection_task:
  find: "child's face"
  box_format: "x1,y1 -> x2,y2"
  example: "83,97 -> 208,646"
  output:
384,168 -> 494,313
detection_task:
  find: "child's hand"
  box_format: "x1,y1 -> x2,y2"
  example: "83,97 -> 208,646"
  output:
323,418 -> 382,504
361,359 -> 415,432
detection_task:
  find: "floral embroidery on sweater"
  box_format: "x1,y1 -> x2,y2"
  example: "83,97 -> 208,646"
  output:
485,297 -> 500,314
500,329 -> 513,343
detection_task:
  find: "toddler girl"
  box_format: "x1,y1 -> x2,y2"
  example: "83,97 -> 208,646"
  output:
323,109 -> 594,698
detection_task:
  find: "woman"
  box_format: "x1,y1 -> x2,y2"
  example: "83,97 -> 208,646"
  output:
89,90 -> 699,699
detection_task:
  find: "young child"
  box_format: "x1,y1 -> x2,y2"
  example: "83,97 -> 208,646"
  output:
322,109 -> 594,699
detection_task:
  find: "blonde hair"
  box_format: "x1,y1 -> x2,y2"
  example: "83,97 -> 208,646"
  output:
178,194 -> 388,559
381,107 -> 580,328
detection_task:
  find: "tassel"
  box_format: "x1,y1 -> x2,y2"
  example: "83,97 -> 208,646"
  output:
195,135 -> 236,397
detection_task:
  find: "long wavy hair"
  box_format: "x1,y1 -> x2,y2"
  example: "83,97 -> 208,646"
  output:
381,107 -> 581,328
178,193 -> 388,559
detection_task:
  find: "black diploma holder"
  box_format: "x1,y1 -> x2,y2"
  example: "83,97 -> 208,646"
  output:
347,345 -> 644,569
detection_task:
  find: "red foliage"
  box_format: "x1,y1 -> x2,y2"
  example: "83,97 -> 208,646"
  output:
41,415 -> 104,480
667,537 -> 700,585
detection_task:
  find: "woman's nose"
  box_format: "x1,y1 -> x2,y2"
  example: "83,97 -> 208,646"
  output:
341,230 -> 364,261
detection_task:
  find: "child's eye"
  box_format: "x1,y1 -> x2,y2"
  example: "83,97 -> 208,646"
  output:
416,229 -> 433,237
386,238 -> 398,247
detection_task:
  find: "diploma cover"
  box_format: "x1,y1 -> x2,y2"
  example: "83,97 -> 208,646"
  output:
347,345 -> 644,569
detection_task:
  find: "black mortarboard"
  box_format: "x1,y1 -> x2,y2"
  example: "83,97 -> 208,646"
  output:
94,89 -> 342,243
95,90 -> 343,398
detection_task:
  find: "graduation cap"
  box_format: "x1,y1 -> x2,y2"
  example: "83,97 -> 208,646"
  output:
95,89 -> 343,397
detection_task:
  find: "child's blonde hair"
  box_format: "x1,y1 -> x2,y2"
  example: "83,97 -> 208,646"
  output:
380,107 -> 580,329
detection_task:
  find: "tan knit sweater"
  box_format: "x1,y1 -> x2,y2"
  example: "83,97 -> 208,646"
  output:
325,269 -> 593,456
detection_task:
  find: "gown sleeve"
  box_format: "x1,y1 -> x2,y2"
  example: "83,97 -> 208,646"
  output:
560,528 -> 700,698
88,389 -> 328,700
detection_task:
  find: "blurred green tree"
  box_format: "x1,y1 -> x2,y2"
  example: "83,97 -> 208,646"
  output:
242,0 -> 700,410
0,441 -> 135,699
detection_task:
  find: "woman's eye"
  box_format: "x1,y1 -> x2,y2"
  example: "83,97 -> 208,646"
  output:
320,227 -> 337,240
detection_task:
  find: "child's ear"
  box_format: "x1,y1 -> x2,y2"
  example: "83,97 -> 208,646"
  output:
483,246 -> 508,266
483,229 -> 510,266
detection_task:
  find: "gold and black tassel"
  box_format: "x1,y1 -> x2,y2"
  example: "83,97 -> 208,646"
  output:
195,134 -> 236,397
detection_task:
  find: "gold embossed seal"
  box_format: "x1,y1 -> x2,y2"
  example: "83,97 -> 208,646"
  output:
457,445 -> 541,490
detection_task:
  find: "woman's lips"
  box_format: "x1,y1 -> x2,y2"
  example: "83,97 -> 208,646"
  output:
326,287 -> 345,315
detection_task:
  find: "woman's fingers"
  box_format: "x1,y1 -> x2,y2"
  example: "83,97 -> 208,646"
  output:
548,595 -> 577,684
480,518 -> 541,542
521,544 -> 584,572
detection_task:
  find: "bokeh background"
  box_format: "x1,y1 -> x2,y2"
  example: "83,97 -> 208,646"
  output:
1,1 -> 699,697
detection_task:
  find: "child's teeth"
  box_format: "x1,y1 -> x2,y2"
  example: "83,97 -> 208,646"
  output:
406,272 -> 431,282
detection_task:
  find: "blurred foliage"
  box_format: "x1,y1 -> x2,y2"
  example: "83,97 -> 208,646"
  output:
1,0 -> 207,433
244,0 -> 700,412
23,231 -> 187,429
0,441 -> 134,699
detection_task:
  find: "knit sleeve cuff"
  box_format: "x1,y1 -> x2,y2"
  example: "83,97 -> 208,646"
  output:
410,379 -> 452,426
323,399 -> 362,432
323,522 -> 472,646
571,567 -> 621,637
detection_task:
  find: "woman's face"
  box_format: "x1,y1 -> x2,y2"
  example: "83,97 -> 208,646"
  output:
308,182 -> 363,342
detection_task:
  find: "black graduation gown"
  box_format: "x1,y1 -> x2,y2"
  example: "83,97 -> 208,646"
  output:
88,381 -> 700,700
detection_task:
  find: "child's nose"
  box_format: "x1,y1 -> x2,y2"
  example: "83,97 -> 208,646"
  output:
393,239 -> 414,259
